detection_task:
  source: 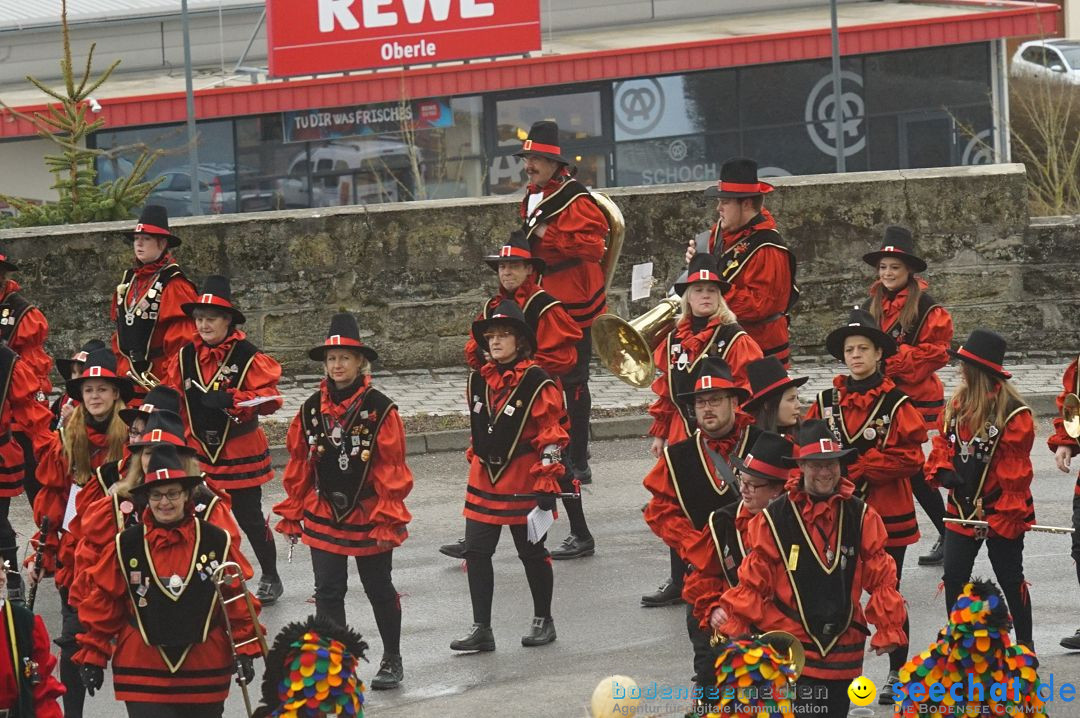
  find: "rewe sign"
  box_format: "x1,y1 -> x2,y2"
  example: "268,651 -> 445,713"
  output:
267,0 -> 541,77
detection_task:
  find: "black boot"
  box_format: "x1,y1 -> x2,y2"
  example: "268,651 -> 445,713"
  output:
549,534 -> 595,560
879,670 -> 900,704
521,616 -> 556,647
1061,630 -> 1080,650
370,653 -> 403,689
439,537 -> 466,559
572,464 -> 592,486
641,578 -> 684,607
450,623 -> 495,652
918,535 -> 944,566
255,576 -> 284,605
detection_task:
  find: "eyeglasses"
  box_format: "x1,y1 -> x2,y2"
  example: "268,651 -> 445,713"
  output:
693,397 -> 730,408
483,330 -> 515,341
740,480 -> 772,491
148,488 -> 184,503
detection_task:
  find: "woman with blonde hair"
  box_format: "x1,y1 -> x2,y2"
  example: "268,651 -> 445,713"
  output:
925,329 -> 1035,649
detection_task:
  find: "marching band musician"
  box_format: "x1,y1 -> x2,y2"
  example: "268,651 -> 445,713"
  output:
30,347 -> 133,718
863,226 -> 954,568
742,356 -> 806,436
715,420 -> 907,716
72,444 -> 263,718
0,560 -> 64,717
440,231 -> 584,561
1050,349 -> 1080,650
925,329 -> 1036,650
273,313 -> 413,691
685,158 -> 798,367
517,121 -> 608,520
450,301 -> 567,653
641,357 -> 751,696
110,205 -> 197,387
805,307 -> 927,699
162,275 -> 285,605
50,340 -> 107,430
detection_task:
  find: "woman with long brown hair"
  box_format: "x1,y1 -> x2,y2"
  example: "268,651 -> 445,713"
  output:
925,329 -> 1035,649
742,356 -> 806,437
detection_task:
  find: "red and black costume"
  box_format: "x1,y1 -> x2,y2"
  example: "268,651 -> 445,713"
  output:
1,595 -> 64,717
925,330 -> 1034,647
1049,353 -> 1080,639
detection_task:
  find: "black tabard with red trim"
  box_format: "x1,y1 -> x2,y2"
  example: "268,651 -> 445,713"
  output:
115,264 -> 187,367
302,387 -> 393,524
816,385 -> 908,498
707,502 -> 745,588
663,433 -> 739,530
4,597 -> 36,718
520,178 -> 597,244
711,224 -> 800,314
761,496 -> 866,656
485,289 -> 561,333
116,518 -> 229,670
666,322 -> 747,434
946,398 -> 1028,521
874,291 -> 940,347
0,291 -> 32,345
468,365 -> 553,484
179,340 -> 259,463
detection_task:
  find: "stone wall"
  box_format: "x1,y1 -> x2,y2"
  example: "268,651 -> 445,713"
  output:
1,163 -> 1075,374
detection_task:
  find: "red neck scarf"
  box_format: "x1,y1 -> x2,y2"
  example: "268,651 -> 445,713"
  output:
720,209 -> 778,251
196,328 -> 245,368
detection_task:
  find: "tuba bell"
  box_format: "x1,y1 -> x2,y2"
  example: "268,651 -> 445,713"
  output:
592,297 -> 679,389
710,629 -> 806,681
592,192 -> 625,292
1063,393 -> 1080,439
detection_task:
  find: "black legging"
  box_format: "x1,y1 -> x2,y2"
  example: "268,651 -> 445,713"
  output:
228,485 -> 278,581
942,529 -> 1032,644
669,546 -> 686,589
885,545 -> 910,672
463,518 -> 552,626
55,586 -> 87,718
562,328 -> 592,472
310,547 -> 401,656
794,677 -> 852,716
1071,482 -> 1080,593
0,496 -> 19,591
910,469 -> 947,536
686,597 -> 714,687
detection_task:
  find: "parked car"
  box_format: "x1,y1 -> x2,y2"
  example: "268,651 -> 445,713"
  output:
147,165 -> 277,216
276,139 -> 424,208
1011,39 -> 1080,85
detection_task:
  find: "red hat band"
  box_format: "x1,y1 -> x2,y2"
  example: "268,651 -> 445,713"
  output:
751,377 -> 793,402
882,245 -> 904,254
955,347 -> 1008,376
196,294 -> 233,311
521,139 -> 560,155
148,467 -> 188,482
717,181 -> 773,194
742,454 -> 789,480
133,223 -> 171,237
325,335 -> 363,348
688,270 -> 722,284
498,245 -> 532,260
798,438 -> 840,457
140,428 -> 186,447
82,366 -> 118,379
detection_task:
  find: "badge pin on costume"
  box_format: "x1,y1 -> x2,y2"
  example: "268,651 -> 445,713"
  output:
168,574 -> 183,595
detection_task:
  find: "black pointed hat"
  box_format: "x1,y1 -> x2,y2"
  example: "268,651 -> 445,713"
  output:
55,339 -> 108,381
704,157 -> 775,199
308,313 -> 378,363
127,410 -> 196,455
824,307 -> 897,362
123,204 -> 182,248
0,247 -> 18,273
674,253 -> 731,295
513,121 -> 569,164
675,355 -> 750,403
742,357 -> 808,412
949,329 -> 1012,380
181,275 -> 246,324
735,431 -> 794,484
65,347 -> 135,403
783,419 -> 858,465
471,300 -> 536,354
129,443 -> 201,495
119,384 -> 183,425
483,230 -> 545,273
862,225 -> 927,274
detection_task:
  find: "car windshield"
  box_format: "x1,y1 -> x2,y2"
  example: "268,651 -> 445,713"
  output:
1057,46 -> 1080,68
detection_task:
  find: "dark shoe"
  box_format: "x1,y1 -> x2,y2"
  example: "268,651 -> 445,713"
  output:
879,670 -> 900,704
370,653 -> 403,689
572,465 -> 592,485
439,537 -> 466,559
255,576 -> 284,605
521,616 -> 556,647
1061,630 -> 1080,650
918,536 -> 944,566
450,623 -> 495,652
549,534 -> 595,560
641,579 -> 684,607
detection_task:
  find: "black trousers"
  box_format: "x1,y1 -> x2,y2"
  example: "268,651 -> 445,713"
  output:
562,327 -> 592,471
669,546 -> 685,588
55,587 -> 87,718
885,545 -> 911,671
0,496 -> 18,590
942,529 -> 1032,644
794,677 -> 852,716
125,700 -> 224,717
910,469 -> 946,536
310,547 -> 401,656
228,485 -> 278,581
686,601 -> 714,688
463,519 -> 552,626
557,459 -> 592,541
1071,483 -> 1080,592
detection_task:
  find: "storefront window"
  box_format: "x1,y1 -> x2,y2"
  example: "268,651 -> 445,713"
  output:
496,91 -> 604,148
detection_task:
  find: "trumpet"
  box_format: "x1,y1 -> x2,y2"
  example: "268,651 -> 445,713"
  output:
126,367 -> 161,392
944,518 -> 1074,535
1063,393 -> 1080,439
709,630 -> 806,681
211,561 -> 269,718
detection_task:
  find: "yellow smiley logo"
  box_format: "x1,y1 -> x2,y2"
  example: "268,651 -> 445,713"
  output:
847,675 -> 877,707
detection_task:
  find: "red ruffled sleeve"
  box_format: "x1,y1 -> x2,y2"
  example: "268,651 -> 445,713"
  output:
987,409 -> 1036,539
527,382 -> 570,495
229,350 -> 284,423
719,512 -> 785,638
272,409 -> 311,533
30,614 -> 65,716
722,245 -> 791,326
849,400 -> 927,485
9,358 -> 54,451
464,307 -> 487,372
884,305 -> 953,387
647,340 -> 675,439
724,332 -> 764,391
858,507 -> 908,649
365,408 -> 414,546
532,301 -> 581,378
1049,359 -> 1079,455
534,198 -> 607,263
682,525 -> 728,632
3,282 -> 54,392
156,275 -> 198,364
72,536 -> 129,667
642,455 -> 696,558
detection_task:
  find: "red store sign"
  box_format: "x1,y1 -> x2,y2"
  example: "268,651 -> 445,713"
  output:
267,0 -> 542,77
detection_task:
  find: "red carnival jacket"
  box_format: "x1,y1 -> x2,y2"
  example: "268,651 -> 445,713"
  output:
0,279 -> 53,393
683,500 -> 754,632
0,603 -> 64,716
0,358 -> 52,498
1048,356 -> 1080,495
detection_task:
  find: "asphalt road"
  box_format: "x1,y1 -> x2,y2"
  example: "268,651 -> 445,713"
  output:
15,420 -> 1080,717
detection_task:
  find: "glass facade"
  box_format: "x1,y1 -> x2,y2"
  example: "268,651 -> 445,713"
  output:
90,43 -> 996,215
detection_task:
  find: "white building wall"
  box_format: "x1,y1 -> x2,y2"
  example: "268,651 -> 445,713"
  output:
0,137 -> 73,203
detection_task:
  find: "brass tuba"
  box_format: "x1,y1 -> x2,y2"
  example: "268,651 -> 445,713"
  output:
592,192 -> 625,291
710,630 -> 806,681
592,297 -> 680,388
1063,393 -> 1080,439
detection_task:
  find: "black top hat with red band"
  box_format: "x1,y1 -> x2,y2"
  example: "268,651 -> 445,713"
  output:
308,313 -> 378,363
862,225 -> 927,274
676,355 -> 750,403
129,443 -> 201,496
128,410 -> 196,455
783,419 -> 858,465
119,385 -> 183,426
673,253 -> 732,295
483,230 -> 546,273
55,339 -> 108,381
513,121 -> 569,165
0,247 -> 19,273
704,158 -> 775,199
949,329 -> 1012,380
181,275 -> 246,324
742,357 -> 809,412
123,205 -> 182,248
471,300 -> 536,355
735,431 -> 793,484
824,307 -> 898,362
65,347 -> 135,403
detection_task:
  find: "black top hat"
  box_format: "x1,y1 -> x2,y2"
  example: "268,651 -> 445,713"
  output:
513,121 -> 569,164
735,431 -> 794,484
471,300 -> 537,355
673,253 -> 732,296
119,384 -> 183,425
129,443 -> 201,496
65,348 -> 135,403
181,275 -> 246,325
862,225 -> 927,274
824,307 -> 898,362
123,205 -> 182,248
783,419 -> 858,465
0,247 -> 19,273
483,230 -> 546,274
308,313 -> 378,363
675,355 -> 750,403
127,410 -> 196,455
742,357 -> 809,412
704,158 -> 775,199
55,339 -> 108,381
949,328 -> 1012,380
